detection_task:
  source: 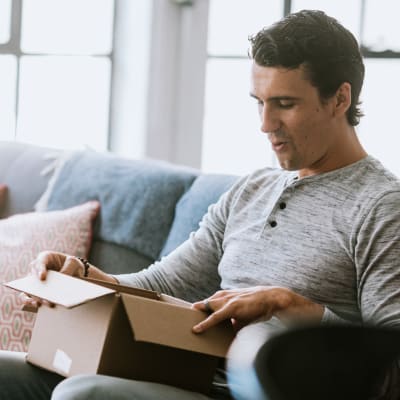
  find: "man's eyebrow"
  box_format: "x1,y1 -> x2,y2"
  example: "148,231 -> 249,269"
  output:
249,93 -> 300,102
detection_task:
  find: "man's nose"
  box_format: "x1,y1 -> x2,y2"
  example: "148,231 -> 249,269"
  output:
260,106 -> 280,133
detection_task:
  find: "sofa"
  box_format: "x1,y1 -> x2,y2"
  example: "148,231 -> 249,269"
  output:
0,140 -> 237,352
2,141 -> 400,399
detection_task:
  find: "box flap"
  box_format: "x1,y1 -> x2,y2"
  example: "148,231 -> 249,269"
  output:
84,277 -> 161,300
121,294 -> 234,358
4,271 -> 115,308
159,293 -> 192,307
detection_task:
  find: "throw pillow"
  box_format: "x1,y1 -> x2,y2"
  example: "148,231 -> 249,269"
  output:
43,150 -> 199,260
0,201 -> 100,352
159,174 -> 238,257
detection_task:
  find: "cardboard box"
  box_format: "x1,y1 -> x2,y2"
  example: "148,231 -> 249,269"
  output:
5,271 -> 235,394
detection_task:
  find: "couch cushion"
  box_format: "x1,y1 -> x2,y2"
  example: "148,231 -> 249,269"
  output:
0,201 -> 99,352
159,174 -> 238,257
0,141 -> 60,218
45,150 -> 198,261
89,239 -> 154,274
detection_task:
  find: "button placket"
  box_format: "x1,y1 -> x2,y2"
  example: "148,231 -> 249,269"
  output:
269,195 -> 289,228
262,184 -> 292,235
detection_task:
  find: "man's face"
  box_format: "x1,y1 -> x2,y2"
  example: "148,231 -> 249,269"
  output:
250,62 -> 337,176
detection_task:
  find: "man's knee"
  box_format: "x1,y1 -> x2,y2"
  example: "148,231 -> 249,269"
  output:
0,350 -> 26,373
0,350 -> 62,400
52,375 -> 98,400
52,374 -> 212,400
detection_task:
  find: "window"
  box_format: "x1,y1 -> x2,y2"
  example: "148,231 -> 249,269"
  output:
362,0 -> 400,52
0,0 -> 12,44
0,55 -> 17,138
202,0 -> 400,177
202,0 -> 284,175
0,0 -> 114,151
292,0 -> 400,176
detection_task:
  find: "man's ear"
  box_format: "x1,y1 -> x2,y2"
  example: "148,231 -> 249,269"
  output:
334,82 -> 351,117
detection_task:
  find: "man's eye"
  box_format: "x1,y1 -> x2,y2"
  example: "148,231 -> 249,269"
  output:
278,101 -> 294,109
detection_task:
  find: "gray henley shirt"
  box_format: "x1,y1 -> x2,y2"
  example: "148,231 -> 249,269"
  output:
117,155 -> 400,328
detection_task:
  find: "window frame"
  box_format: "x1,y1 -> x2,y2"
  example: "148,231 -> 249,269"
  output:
0,0 -> 116,147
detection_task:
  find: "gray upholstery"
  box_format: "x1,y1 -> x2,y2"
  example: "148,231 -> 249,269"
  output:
0,141 -> 59,218
89,240 -> 154,274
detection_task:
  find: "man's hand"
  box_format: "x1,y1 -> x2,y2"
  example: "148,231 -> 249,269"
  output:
192,286 -> 324,333
31,251 -> 86,281
20,251 -> 118,311
20,251 -> 89,310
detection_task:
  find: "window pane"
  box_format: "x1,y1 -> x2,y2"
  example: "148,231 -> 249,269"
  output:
358,59 -> 400,177
0,0 -> 12,44
363,0 -> 400,51
21,0 -> 114,54
202,59 -> 276,175
0,55 -> 17,140
17,56 -> 111,150
208,0 -> 284,56
291,0 -> 361,40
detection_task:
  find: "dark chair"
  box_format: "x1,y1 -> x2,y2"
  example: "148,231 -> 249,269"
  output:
252,325 -> 400,400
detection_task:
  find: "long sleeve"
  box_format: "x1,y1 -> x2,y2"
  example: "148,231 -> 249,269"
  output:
355,191 -> 400,328
115,157 -> 400,328
116,177 -> 246,302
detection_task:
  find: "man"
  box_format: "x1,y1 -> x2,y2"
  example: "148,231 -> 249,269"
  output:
1,9 -> 400,400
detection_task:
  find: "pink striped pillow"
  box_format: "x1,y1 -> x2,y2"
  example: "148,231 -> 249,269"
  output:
0,201 -> 100,352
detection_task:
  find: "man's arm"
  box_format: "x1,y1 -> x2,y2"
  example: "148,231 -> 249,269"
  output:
114,176 -> 248,302
27,175 -> 248,305
114,197 -> 233,301
355,191 -> 400,328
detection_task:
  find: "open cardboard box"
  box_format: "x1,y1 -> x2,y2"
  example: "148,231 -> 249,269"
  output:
5,271 -> 235,394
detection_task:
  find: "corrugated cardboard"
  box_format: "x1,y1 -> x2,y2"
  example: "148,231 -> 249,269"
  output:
5,272 -> 235,393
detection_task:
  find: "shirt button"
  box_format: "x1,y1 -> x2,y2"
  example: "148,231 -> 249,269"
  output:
270,221 -> 277,228
279,202 -> 286,210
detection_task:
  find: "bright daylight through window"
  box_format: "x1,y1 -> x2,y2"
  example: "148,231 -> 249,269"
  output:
203,0 -> 400,177
1,0 -> 400,177
0,0 -> 114,151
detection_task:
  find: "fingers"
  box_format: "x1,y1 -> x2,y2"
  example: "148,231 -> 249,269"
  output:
192,299 -> 213,313
30,251 -> 59,281
192,295 -> 231,333
192,306 -> 231,333
19,291 -> 55,311
30,251 -> 83,281
192,287 -> 277,334
30,259 -> 49,281
19,292 -> 42,312
193,294 -> 242,333
192,289 -> 236,312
